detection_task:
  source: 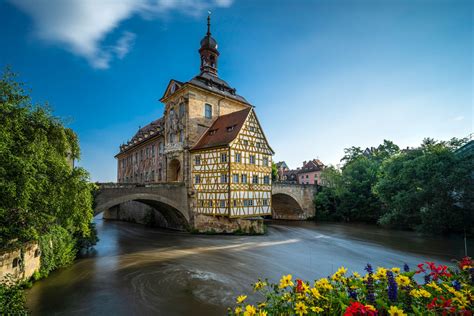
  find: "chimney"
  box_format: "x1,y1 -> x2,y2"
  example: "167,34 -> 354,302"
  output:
303,161 -> 307,166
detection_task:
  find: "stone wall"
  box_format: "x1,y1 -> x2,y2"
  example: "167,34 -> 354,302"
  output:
0,242 -> 40,284
193,214 -> 265,234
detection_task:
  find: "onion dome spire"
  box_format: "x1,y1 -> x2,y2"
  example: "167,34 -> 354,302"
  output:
199,12 -> 219,76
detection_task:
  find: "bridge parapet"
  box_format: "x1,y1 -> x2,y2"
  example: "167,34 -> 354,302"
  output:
96,182 -> 185,189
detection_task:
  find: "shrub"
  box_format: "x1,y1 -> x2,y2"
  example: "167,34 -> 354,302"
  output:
0,275 -> 28,314
228,257 -> 473,315
38,225 -> 76,278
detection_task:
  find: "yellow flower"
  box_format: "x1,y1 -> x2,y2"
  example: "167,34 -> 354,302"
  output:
331,266 -> 348,281
426,281 -> 442,292
352,272 -> 361,279
282,292 -> 292,302
314,278 -> 333,291
258,311 -> 267,316
243,305 -> 256,316
311,306 -> 324,313
294,302 -> 308,316
410,289 -> 431,298
374,267 -> 387,280
257,302 -> 266,308
236,295 -> 247,304
254,281 -> 267,291
365,305 -> 376,311
279,274 -> 294,289
388,306 -> 407,316
391,267 -> 400,274
300,281 -> 310,293
235,306 -> 242,314
311,287 -> 323,299
395,275 -> 411,287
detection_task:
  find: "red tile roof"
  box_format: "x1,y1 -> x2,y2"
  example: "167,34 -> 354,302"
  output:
191,108 -> 251,151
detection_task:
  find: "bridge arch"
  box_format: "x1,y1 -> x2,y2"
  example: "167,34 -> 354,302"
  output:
94,184 -> 190,230
271,184 -> 317,220
271,193 -> 305,220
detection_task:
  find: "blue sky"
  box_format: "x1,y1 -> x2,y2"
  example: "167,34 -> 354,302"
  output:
1,0 -> 472,181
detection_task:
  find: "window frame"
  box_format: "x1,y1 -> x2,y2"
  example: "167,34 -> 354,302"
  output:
205,103 -> 212,119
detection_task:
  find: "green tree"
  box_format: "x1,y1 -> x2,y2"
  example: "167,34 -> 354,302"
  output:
315,140 -> 399,223
314,166 -> 343,220
0,68 -> 95,247
374,138 -> 473,234
271,162 -> 278,182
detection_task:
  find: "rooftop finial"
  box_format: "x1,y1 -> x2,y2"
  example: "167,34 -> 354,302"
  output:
207,11 -> 211,36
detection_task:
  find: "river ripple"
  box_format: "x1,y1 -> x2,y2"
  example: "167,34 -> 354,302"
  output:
26,218 -> 469,315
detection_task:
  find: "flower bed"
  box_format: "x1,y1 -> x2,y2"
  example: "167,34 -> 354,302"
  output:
228,257 -> 473,315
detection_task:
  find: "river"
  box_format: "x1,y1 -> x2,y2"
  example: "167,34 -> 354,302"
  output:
26,217 -> 468,315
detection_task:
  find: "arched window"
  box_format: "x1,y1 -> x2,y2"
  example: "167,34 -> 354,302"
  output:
205,104 -> 212,119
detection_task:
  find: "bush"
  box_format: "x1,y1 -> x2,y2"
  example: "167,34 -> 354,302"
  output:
0,275 -> 28,314
38,225 -> 76,278
228,257 -> 473,315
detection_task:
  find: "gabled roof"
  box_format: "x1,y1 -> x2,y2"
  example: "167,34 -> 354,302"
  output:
160,73 -> 250,105
276,161 -> 288,169
191,108 -> 251,151
160,79 -> 184,101
298,159 -> 325,174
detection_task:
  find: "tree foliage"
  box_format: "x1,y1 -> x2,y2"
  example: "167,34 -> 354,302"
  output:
374,138 -> 473,233
0,68 -> 99,313
314,138 -> 472,234
0,68 -> 96,247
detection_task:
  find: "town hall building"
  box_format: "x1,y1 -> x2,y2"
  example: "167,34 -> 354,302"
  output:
115,16 -> 274,230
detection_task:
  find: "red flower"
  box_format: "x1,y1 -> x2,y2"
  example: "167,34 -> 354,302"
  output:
296,279 -> 304,293
416,263 -> 426,274
427,297 -> 438,310
344,302 -> 377,316
459,256 -> 472,270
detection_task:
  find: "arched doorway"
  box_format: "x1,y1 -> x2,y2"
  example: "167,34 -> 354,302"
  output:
168,159 -> 181,182
271,193 -> 305,220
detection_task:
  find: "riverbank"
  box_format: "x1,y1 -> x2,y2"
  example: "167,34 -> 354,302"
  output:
25,218 -> 470,315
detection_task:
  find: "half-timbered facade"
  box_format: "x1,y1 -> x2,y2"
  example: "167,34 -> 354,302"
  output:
191,108 -> 274,218
115,15 -> 274,227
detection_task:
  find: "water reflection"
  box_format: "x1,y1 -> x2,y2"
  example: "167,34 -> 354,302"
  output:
26,218 -> 470,315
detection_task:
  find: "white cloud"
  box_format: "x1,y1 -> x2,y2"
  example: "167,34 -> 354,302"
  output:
452,116 -> 465,121
9,0 -> 233,69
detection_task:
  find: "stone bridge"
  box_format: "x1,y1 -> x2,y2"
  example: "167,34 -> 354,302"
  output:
271,183 -> 317,220
94,182 -> 317,229
94,183 -> 190,229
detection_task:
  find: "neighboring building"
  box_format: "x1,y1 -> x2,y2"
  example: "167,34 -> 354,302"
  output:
115,15 -> 273,220
297,159 -> 325,185
275,161 -> 289,181
116,118 -> 165,183
191,108 -> 273,217
282,169 -> 298,184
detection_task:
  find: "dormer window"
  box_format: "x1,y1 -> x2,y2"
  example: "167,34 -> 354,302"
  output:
208,129 -> 218,136
205,104 -> 212,119
226,125 -> 236,132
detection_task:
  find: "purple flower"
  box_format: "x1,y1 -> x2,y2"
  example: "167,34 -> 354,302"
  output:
348,289 -> 357,300
403,263 -> 410,272
452,280 -> 461,291
365,264 -> 373,274
386,271 -> 398,302
424,275 -> 431,284
365,264 -> 375,304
